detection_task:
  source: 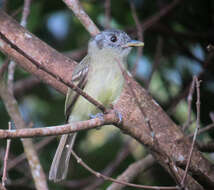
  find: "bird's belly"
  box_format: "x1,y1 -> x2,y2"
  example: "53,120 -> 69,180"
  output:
88,68 -> 123,103
70,67 -> 124,121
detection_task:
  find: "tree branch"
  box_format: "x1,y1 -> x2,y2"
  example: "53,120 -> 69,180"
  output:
0,112 -> 118,139
107,154 -> 155,190
62,0 -> 100,36
0,80 -> 48,190
0,10 -> 214,189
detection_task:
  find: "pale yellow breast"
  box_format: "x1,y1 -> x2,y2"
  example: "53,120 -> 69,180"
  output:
69,50 -> 125,122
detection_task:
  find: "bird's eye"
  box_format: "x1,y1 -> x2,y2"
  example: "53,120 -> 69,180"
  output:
110,35 -> 117,42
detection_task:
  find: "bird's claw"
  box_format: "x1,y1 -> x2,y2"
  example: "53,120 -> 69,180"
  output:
89,113 -> 104,120
115,110 -> 123,124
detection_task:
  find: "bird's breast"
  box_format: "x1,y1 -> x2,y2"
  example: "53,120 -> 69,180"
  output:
85,57 -> 125,106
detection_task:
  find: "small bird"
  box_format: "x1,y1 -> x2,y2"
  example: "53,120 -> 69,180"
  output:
49,29 -> 144,182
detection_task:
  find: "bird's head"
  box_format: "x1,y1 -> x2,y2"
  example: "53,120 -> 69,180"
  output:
88,29 -> 144,58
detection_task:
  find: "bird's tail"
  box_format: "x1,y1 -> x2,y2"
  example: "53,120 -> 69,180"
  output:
49,133 -> 77,182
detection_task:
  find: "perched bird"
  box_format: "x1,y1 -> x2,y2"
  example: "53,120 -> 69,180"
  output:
49,29 -> 144,182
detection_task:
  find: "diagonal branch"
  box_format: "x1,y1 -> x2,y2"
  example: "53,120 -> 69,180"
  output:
0,9 -> 214,190
0,79 -> 48,190
62,0 -> 100,36
0,10 -> 107,113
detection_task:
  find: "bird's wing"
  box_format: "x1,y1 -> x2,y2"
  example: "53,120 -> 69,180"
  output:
64,55 -> 90,121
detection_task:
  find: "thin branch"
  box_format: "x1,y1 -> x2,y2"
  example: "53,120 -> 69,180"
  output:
84,141 -> 130,190
61,177 -> 93,189
1,122 -> 12,187
182,77 -> 196,131
188,123 -> 214,138
197,142 -> 214,153
0,30 -> 107,113
142,0 -> 183,31
181,76 -> 201,187
115,58 -> 153,137
0,59 -> 9,78
7,0 -> 32,95
20,0 -> 32,27
62,0 -> 100,36
107,154 -> 155,190
6,136 -> 55,171
104,0 -> 111,28
146,37 -> 163,89
165,45 -> 213,114
130,2 -> 144,76
0,112 -> 119,139
70,149 -> 178,190
14,76 -> 41,98
0,79 -> 49,190
115,58 -> 182,188
1,3 -> 49,189
7,60 -> 16,94
64,47 -> 87,61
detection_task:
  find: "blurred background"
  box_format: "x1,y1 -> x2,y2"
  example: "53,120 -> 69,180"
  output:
0,0 -> 214,189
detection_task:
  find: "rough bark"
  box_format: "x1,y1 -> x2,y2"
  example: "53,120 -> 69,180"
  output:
0,10 -> 214,189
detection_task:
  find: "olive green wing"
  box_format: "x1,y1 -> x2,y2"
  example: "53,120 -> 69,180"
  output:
64,55 -> 90,121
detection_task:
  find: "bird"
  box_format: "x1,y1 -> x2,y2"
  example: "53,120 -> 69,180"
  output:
49,29 -> 144,182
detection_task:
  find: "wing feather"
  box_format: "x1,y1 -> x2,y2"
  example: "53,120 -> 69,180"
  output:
64,55 -> 90,121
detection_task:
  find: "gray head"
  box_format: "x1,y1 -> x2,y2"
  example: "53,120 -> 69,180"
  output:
88,29 -> 144,58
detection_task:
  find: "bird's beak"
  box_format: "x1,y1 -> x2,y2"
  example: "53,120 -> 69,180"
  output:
122,40 -> 144,48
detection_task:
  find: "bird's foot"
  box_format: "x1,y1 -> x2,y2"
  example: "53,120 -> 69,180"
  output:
89,113 -> 104,120
89,113 -> 105,130
115,110 -> 123,124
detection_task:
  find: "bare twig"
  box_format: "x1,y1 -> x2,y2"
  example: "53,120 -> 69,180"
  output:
188,123 -> 214,138
181,76 -> 201,187
0,59 -> 9,78
0,80 -> 49,190
7,60 -> 16,94
1,122 -> 12,187
104,0 -> 111,28
0,30 -> 107,113
107,154 -> 155,190
84,141 -> 130,190
7,0 -> 32,95
146,37 -> 163,89
183,77 -> 196,131
115,58 -> 184,187
6,136 -> 55,171
20,0 -> 32,27
115,59 -> 151,134
166,44 -> 213,114
62,0 -> 100,36
64,47 -> 87,61
61,177 -> 93,189
2,2 -> 49,189
0,112 -> 119,139
14,76 -> 41,97
197,142 -> 214,153
70,149 -> 178,190
116,58 -> 184,187
130,2 -> 144,76
142,0 -> 182,31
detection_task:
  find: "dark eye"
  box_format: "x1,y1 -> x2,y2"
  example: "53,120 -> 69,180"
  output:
110,35 -> 117,42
